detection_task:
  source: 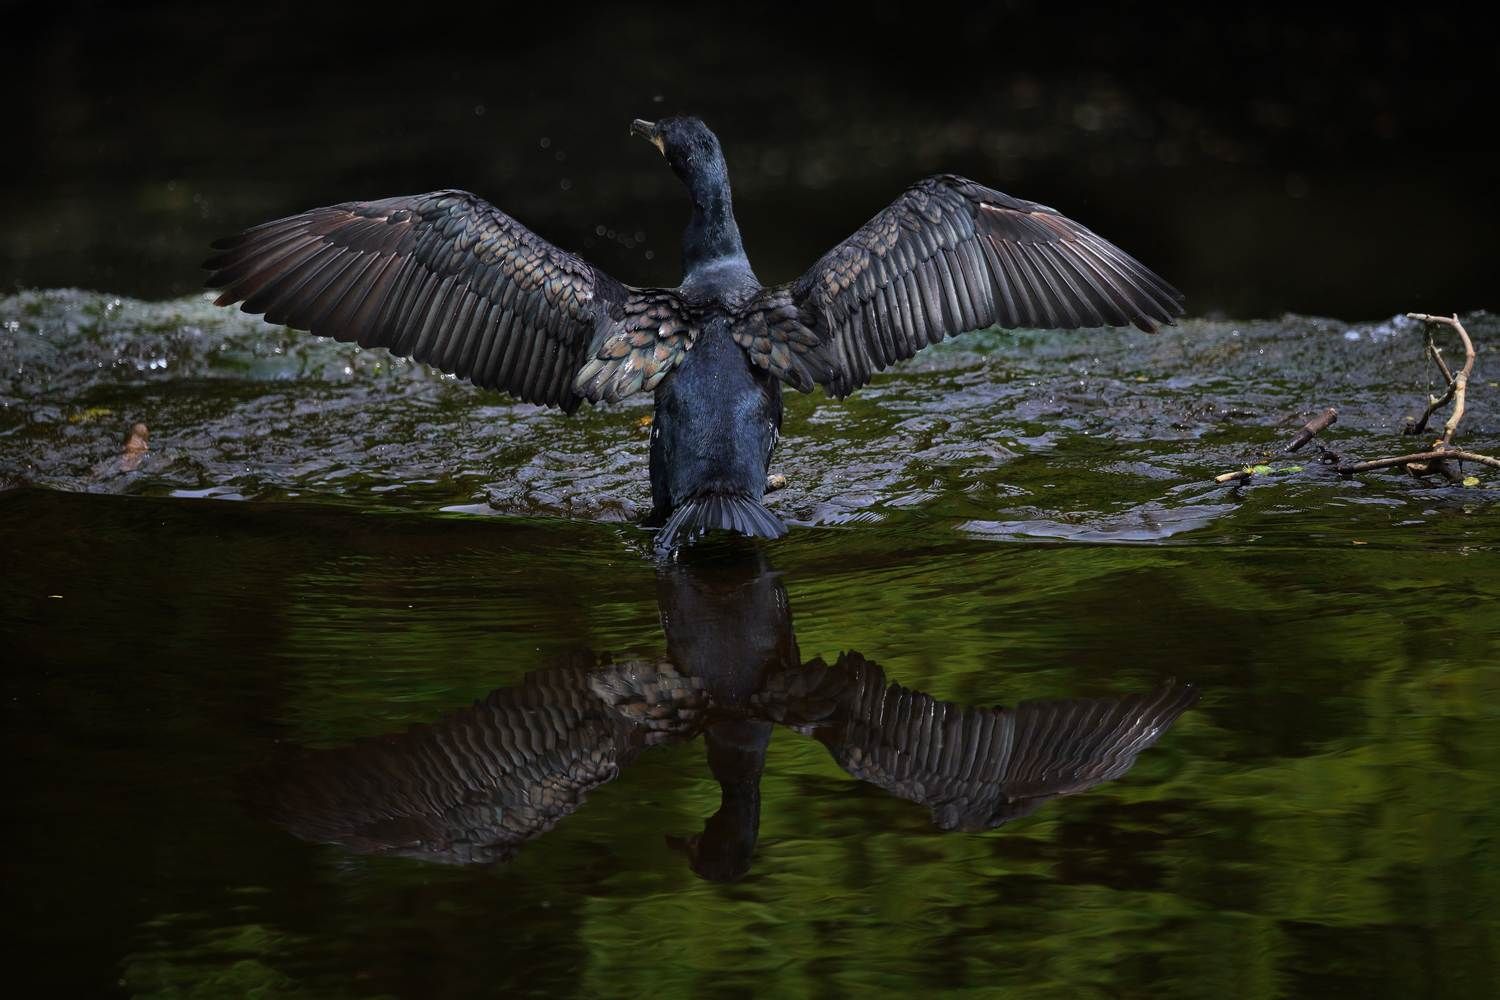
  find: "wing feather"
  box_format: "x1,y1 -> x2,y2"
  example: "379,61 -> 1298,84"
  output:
248,662 -> 706,865
205,191 -> 695,410
740,175 -> 1184,397
788,653 -> 1196,831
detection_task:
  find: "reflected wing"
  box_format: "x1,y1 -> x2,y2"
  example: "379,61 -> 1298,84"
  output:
743,175 -> 1184,397
250,661 -> 705,864
782,652 -> 1195,831
205,191 -> 694,410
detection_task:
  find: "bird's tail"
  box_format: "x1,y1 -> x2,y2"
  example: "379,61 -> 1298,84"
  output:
655,492 -> 787,552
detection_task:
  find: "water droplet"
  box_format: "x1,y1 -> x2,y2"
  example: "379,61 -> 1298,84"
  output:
539,136 -> 551,149
473,104 -> 485,117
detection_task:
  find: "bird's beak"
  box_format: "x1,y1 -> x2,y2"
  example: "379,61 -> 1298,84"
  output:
631,118 -> 665,155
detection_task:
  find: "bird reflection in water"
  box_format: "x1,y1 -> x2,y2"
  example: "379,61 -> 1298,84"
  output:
251,553 -> 1196,882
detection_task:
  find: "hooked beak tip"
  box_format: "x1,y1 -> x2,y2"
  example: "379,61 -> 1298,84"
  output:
631,118 -> 665,154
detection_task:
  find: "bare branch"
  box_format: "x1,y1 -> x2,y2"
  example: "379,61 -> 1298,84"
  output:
1406,313 -> 1476,446
1217,312 -> 1492,489
1425,325 -> 1455,384
1404,381 -> 1455,436
1338,448 -> 1500,474
1285,407 -> 1338,452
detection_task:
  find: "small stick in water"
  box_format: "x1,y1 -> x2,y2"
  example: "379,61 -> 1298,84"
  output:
1213,406 -> 1336,485
1338,448 -> 1500,475
1284,407 -> 1338,453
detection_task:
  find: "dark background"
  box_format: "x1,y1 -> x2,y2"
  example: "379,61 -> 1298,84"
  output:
4,1 -> 1493,319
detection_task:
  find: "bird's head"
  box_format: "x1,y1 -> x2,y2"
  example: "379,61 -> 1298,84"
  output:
664,818 -> 755,883
631,116 -> 728,197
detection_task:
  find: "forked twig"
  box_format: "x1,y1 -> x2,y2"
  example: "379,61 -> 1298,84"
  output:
1418,313 -> 1476,447
1335,313 -> 1489,481
1338,449 -> 1500,474
1214,312 -> 1493,489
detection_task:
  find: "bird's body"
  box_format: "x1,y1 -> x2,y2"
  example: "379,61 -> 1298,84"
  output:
206,117 -> 1184,550
649,311 -> 784,538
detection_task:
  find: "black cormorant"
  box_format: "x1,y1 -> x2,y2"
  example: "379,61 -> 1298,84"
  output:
247,553 -> 1197,881
205,117 -> 1184,550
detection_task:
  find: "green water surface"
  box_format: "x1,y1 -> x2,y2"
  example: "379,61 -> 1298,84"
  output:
3,293 -> 1499,997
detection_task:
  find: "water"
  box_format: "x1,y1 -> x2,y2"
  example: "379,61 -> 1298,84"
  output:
9,7 -> 1496,992
3,291 -> 1499,995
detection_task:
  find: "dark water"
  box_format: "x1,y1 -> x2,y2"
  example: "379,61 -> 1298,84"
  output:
4,291 -> 1500,995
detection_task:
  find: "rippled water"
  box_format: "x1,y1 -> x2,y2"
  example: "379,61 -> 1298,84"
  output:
4,292 -> 1499,996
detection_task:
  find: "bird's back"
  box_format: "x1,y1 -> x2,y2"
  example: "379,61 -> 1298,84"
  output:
650,313 -> 781,518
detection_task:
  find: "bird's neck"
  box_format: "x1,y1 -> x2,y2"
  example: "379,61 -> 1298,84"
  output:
681,169 -> 746,276
713,782 -> 762,830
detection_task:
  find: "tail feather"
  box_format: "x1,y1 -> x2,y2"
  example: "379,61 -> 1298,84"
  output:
656,493 -> 787,552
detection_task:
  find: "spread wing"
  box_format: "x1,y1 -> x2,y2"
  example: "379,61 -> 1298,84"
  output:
741,175 -> 1185,397
247,662 -> 705,864
205,191 -> 694,410
769,653 -> 1195,831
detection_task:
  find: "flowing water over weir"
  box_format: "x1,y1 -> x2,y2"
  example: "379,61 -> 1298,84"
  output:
5,291 -> 1497,539
4,291 -> 1500,996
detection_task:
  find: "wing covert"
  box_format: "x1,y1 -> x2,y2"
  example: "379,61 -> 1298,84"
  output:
205,191 -> 694,409
247,661 -> 706,864
748,175 -> 1185,397
767,653 -> 1196,831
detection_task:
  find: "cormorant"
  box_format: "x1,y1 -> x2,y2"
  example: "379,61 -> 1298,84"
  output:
247,553 -> 1197,881
205,117 -> 1184,550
